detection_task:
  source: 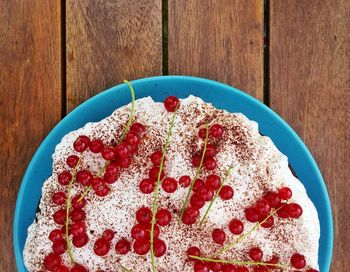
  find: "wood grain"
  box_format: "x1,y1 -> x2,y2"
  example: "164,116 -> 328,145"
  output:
66,0 -> 163,112
270,1 -> 350,270
168,0 -> 264,100
0,0 -> 62,271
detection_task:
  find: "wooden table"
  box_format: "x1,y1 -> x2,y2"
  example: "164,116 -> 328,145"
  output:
0,1 -> 348,271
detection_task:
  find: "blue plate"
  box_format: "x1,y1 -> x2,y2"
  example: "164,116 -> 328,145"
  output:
14,76 -> 333,271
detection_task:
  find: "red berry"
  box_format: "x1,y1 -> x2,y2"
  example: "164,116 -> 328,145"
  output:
192,154 -> 201,167
198,128 -> 207,139
53,209 -> 66,225
73,136 -> 90,152
150,151 -> 163,166
290,253 -> 306,269
164,96 -> 180,112
222,264 -> 236,272
115,238 -> 131,255
209,124 -> 224,138
133,238 -> 150,255
153,239 -> 166,257
306,269 -> 319,272
179,175 -> 191,188
229,219 -> 244,235
126,131 -> 141,146
210,261 -> 223,272
102,229 -> 115,242
156,208 -> 172,226
249,247 -> 263,261
187,246 -> 200,260
278,187 -> 292,200
53,264 -> 69,272
219,185 -> 234,200
260,215 -> 274,228
245,207 -> 260,222
127,143 -> 138,154
255,199 -> 272,216
253,266 -> 268,272
60,225 -> 71,235
197,187 -> 214,201
102,146 -> 117,160
43,253 -> 62,271
235,266 -> 249,272
70,264 -> 88,272
212,228 -> 226,244
52,239 -> 67,255
194,261 -> 209,272
95,183 -> 110,197
117,156 -> 132,168
182,207 -> 199,225
49,229 -> 63,242
136,207 -> 152,224
71,195 -> 86,209
267,255 -> 279,264
71,221 -> 86,237
91,177 -> 104,190
190,193 -> 206,209
286,203 -> 303,218
89,139 -> 104,153
70,209 -> 85,222
264,192 -> 282,208
193,178 -> 205,192
76,170 -> 93,186
139,178 -> 155,194
131,224 -> 148,240
52,192 -> 66,205
66,155 -> 79,168
204,157 -> 217,170
130,122 -> 146,134
148,166 -> 164,181
205,174 -> 221,190
204,144 -> 217,157
162,177 -> 178,193
277,205 -> 290,218
106,163 -> 119,175
103,172 -> 118,184
94,237 -> 110,256
58,171 -> 71,185
115,143 -> 130,158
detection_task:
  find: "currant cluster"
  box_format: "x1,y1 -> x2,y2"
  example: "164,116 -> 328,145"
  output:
42,252 -> 87,272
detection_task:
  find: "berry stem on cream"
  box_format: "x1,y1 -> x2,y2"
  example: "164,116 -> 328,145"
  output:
120,80 -> 135,141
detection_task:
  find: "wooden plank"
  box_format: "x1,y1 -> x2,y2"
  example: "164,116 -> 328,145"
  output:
66,0 -> 163,112
168,0 -> 264,100
270,1 -> 350,270
0,0 -> 62,270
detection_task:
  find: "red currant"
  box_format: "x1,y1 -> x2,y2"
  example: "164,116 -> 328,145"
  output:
198,128 -> 207,139
229,219 -> 244,235
115,238 -> 131,255
53,264 -> 69,272
70,264 -> 88,272
255,199 -> 272,216
73,136 -> 90,152
245,207 -> 260,222
267,255 -> 279,264
130,122 -> 146,134
219,185 -> 234,200
133,238 -> 150,255
136,207 -> 152,224
162,177 -> 178,193
210,261 -> 223,272
187,246 -> 200,260
102,229 -> 115,242
117,156 -> 132,168
212,228 -> 226,244
126,131 -> 141,146
139,178 -> 155,194
52,192 -> 66,205
106,163 -> 119,175
286,203 -> 303,218
150,151 -> 163,166
66,155 -> 79,168
95,183 -> 110,197
190,193 -> 206,209
204,157 -> 217,170
149,166 -> 165,181
249,247 -> 263,261
209,124 -> 224,138
43,253 -> 62,271
153,239 -> 166,257
192,154 -> 201,167
131,224 -> 148,240
197,187 -> 214,201
58,171 -> 71,185
193,178 -> 205,192
204,144 -> 217,157
205,174 -> 221,190
277,205 -> 289,218
94,237 -> 110,256
182,207 -> 199,225
115,143 -> 130,158
71,195 -> 86,209
76,170 -> 93,186
52,239 -> 67,255
222,264 -> 236,272
127,143 -> 138,154
70,209 -> 85,222
290,253 -> 306,269
49,229 -> 63,242
179,175 -> 191,188
194,261 -> 209,272
156,208 -> 172,226
264,192 -> 281,208
102,146 -> 117,160
71,221 -> 86,237
89,139 -> 104,153
253,266 -> 268,272
53,209 -> 66,225
278,187 -> 292,200
260,215 -> 274,228
164,96 -> 180,112
103,172 -> 118,184
236,266 -> 249,272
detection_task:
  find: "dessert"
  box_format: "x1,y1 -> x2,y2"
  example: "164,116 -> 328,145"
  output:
23,83 -> 320,272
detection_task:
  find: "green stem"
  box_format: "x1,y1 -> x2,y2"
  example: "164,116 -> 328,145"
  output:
120,80 -> 135,141
178,123 -> 209,222
199,166 -> 233,225
215,203 -> 287,256
189,255 -> 289,269
150,109 -> 178,272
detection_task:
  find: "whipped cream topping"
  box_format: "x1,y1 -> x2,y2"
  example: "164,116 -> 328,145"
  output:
23,96 -> 320,271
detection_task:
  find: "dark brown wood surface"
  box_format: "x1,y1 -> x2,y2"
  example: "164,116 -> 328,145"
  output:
1,0 -> 349,271
168,0 -> 264,100
270,1 -> 350,271
0,0 -> 62,271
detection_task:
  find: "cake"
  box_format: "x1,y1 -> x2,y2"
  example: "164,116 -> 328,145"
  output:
23,89 -> 320,272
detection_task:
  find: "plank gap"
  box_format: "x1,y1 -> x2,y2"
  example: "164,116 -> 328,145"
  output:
263,0 -> 270,106
61,0 -> 67,118
162,0 -> 169,75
